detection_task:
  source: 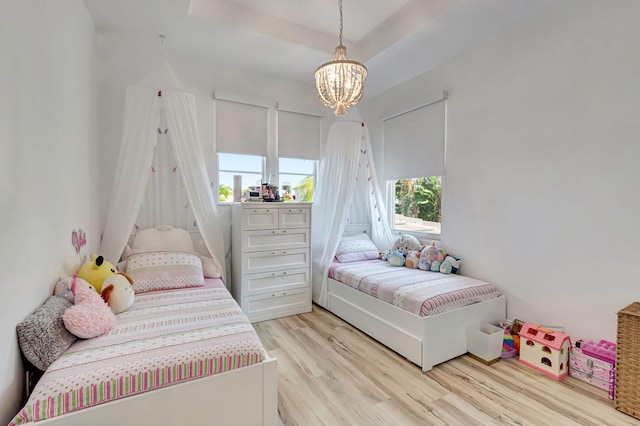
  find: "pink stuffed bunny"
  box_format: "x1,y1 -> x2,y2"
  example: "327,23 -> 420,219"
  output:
63,274 -> 116,339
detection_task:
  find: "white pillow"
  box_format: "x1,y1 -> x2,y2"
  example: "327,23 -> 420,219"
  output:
335,234 -> 379,263
132,226 -> 195,252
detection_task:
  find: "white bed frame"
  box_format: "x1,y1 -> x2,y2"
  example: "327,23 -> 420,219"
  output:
26,356 -> 278,425
326,225 -> 507,372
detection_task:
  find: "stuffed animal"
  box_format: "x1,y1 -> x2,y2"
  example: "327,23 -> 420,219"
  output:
62,275 -> 116,339
77,253 -> 117,293
439,255 -> 462,274
387,249 -> 406,267
418,242 -> 445,271
101,273 -> 135,314
404,251 -> 421,269
391,234 -> 421,256
54,275 -> 93,303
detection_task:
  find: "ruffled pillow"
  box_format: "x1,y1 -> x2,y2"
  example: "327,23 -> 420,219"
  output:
126,250 -> 205,293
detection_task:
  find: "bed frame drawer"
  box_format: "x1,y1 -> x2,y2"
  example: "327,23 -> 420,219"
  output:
242,229 -> 309,252
278,207 -> 311,229
244,268 -> 309,296
244,288 -> 311,322
242,248 -> 309,274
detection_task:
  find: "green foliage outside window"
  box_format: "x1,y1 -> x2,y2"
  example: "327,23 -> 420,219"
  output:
294,176 -> 314,202
219,184 -> 233,203
395,177 -> 441,223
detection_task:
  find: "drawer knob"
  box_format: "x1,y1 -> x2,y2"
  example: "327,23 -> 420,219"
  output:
266,209 -> 270,212
272,230 -> 275,234
282,251 -> 287,254
283,292 -> 287,296
272,252 -> 276,255
282,230 -> 286,233
288,209 -> 292,212
271,293 -> 276,297
272,273 -> 275,277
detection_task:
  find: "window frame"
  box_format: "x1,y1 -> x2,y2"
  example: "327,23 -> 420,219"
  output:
278,157 -> 317,202
386,177 -> 443,240
217,153 -> 266,204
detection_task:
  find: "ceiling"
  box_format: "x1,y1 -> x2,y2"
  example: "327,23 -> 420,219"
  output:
83,0 -> 557,97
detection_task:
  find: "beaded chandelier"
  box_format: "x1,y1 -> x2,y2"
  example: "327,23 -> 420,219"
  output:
314,0 -> 367,116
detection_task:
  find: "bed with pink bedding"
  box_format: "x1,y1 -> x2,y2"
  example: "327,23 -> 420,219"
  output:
11,280 -> 276,425
329,259 -> 503,317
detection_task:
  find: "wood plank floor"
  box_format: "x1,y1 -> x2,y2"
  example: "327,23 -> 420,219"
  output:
254,304 -> 638,426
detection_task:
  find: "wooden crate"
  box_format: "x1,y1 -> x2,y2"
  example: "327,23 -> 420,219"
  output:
615,302 -> 640,419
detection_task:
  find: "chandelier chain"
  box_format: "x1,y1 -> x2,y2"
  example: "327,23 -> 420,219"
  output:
339,0 -> 343,46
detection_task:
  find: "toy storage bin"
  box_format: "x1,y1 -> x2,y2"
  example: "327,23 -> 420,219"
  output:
615,302 -> 640,419
466,322 -> 503,363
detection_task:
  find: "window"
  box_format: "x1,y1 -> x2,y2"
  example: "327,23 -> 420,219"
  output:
218,153 -> 264,203
279,157 -> 316,202
391,177 -> 442,235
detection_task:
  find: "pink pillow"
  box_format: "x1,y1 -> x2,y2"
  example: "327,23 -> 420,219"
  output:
63,279 -> 116,339
126,250 -> 205,293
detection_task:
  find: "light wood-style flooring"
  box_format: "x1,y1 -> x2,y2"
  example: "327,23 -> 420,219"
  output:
254,305 -> 637,426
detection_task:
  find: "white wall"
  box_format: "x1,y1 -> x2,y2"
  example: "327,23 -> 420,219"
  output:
360,0 -> 640,341
0,1 -> 99,423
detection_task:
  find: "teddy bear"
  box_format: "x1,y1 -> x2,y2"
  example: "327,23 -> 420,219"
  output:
101,273 -> 135,314
77,253 -> 117,293
62,274 -> 116,339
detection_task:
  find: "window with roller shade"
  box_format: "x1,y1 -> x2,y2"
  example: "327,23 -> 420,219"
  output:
383,94 -> 446,236
215,98 -> 268,202
277,109 -> 321,202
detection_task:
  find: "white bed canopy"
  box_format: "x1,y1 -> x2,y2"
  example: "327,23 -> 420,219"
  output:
100,57 -> 226,279
311,120 -> 394,307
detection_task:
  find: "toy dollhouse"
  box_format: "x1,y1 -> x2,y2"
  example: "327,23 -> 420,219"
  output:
518,323 -> 571,380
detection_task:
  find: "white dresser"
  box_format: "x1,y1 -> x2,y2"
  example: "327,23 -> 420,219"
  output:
231,202 -> 312,322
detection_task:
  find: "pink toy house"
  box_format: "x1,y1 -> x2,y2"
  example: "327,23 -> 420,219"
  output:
519,323 -> 571,380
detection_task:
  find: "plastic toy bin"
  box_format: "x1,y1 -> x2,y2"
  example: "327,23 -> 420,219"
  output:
466,322 -> 504,362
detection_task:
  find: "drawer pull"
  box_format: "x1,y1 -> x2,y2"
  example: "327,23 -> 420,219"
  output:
283,292 -> 287,296
272,230 -> 275,234
283,271 -> 287,275
288,209 -> 292,212
272,252 -> 276,255
282,251 -> 287,254
253,209 -> 258,213
282,230 -> 286,233
266,209 -> 270,213
272,273 -> 276,277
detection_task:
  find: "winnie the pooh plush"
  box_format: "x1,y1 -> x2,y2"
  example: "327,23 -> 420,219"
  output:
101,273 -> 135,314
77,254 -> 117,293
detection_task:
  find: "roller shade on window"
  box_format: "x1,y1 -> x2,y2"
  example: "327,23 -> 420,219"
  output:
278,110 -> 322,160
215,99 -> 268,156
383,96 -> 446,180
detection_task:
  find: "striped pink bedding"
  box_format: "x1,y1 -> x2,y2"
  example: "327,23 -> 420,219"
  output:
330,259 -> 502,317
11,282 -> 266,425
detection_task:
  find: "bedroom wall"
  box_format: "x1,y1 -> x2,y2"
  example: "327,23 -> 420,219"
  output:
0,1 -> 99,423
360,0 -> 640,342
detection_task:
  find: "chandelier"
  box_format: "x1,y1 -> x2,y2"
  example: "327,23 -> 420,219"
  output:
314,0 -> 367,116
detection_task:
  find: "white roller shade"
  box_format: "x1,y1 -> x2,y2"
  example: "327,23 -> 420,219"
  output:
215,99 -> 268,156
383,96 -> 446,180
278,110 -> 321,160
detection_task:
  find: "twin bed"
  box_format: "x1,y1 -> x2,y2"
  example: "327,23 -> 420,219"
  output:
323,228 -> 506,372
12,227 -> 278,426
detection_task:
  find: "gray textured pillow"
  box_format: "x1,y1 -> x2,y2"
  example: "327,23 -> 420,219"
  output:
16,295 -> 77,371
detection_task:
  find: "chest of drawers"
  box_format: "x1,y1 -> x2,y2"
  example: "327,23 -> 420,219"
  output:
231,203 -> 312,322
